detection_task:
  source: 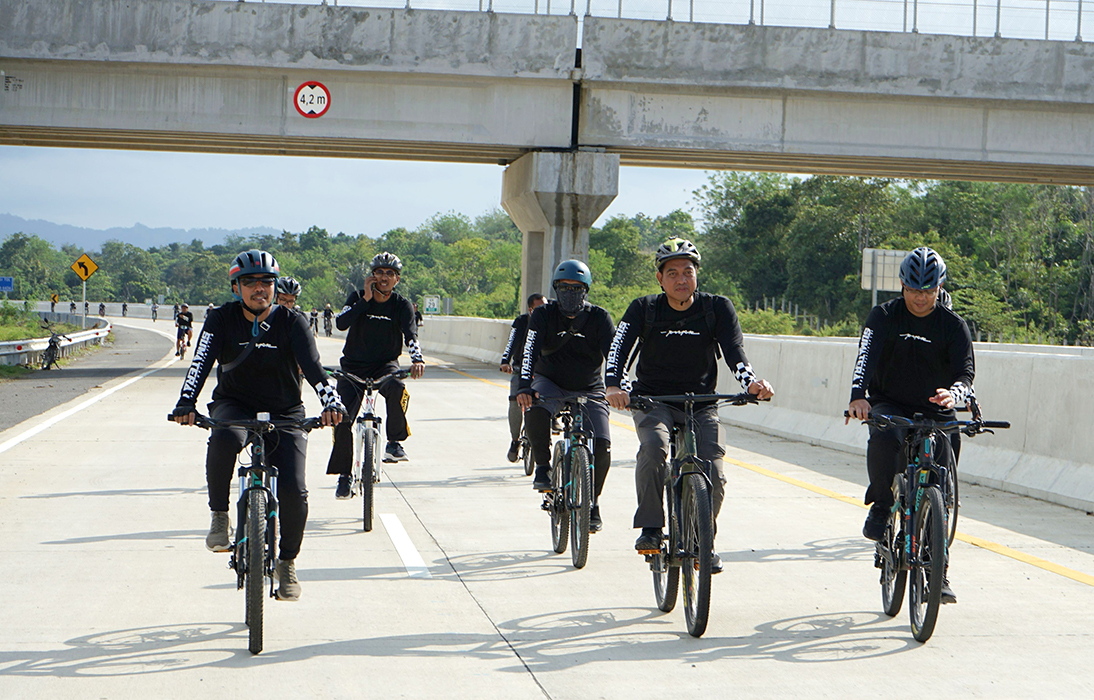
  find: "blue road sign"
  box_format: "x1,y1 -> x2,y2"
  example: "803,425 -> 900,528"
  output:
0,276 -> 14,293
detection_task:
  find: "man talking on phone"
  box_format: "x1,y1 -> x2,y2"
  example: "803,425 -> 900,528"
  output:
326,252 -> 425,498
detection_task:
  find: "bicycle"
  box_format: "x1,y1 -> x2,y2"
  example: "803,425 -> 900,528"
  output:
166,411 -> 323,654
539,396 -> 595,569
39,322 -> 69,370
629,392 -> 759,638
519,425 -> 533,477
323,316 -> 333,337
326,367 -> 410,532
849,404 -> 1009,642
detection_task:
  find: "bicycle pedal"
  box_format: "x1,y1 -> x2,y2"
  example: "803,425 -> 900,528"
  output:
636,548 -> 660,556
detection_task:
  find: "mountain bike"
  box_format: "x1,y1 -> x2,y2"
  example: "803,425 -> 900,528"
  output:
850,404 -> 1009,642
326,367 -> 410,532
39,321 -> 69,370
540,396 -> 594,569
323,316 -> 333,337
630,392 -> 759,638
167,411 -> 323,654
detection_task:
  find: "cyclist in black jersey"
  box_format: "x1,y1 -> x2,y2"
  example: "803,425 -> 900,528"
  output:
170,249 -> 346,601
309,308 -> 319,335
276,277 -> 303,314
175,303 -> 194,356
500,293 -> 547,462
605,238 -> 774,572
847,246 -> 973,604
326,252 -> 425,497
517,260 -> 615,532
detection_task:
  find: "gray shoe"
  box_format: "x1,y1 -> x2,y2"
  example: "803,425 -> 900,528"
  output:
274,559 -> 301,601
205,511 -> 232,552
384,442 -> 408,463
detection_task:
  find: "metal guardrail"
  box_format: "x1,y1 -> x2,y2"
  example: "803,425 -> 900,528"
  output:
254,0 -> 1090,42
0,313 -> 112,367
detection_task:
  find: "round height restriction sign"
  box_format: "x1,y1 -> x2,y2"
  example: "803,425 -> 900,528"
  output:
294,81 -> 331,118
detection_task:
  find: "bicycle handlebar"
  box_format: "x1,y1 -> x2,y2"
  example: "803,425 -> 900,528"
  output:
630,392 -> 760,411
844,411 -> 1010,436
324,366 -> 411,387
167,413 -> 325,432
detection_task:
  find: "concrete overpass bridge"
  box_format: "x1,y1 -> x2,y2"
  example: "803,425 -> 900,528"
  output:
4,0 -> 1094,297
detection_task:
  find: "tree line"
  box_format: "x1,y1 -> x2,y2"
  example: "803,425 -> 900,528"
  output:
3,173 -> 1094,344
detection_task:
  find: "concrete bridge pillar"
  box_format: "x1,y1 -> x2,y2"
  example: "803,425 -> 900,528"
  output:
501,150 -> 619,303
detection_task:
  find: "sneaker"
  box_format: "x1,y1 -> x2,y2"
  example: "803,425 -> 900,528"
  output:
384,442 -> 408,463
274,559 -> 301,601
940,578 -> 957,604
532,465 -> 552,492
506,440 -> 521,463
335,474 -> 352,500
711,552 -> 724,574
862,503 -> 890,542
205,511 -> 231,552
634,527 -> 662,553
590,505 -> 602,533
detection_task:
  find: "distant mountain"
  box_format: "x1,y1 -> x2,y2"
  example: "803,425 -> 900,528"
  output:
0,213 -> 282,250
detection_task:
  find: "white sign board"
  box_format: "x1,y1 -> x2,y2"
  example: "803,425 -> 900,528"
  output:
860,248 -> 909,292
422,295 -> 441,315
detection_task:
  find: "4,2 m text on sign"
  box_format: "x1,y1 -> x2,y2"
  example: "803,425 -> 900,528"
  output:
294,81 -> 331,118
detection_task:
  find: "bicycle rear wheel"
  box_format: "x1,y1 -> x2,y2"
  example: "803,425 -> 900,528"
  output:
653,485 -> 679,613
943,442 -> 959,546
245,487 -> 267,655
569,445 -> 592,569
522,436 -> 534,477
361,428 -> 377,532
549,442 -> 568,554
681,472 -> 713,638
880,477 -> 907,617
909,485 -> 946,643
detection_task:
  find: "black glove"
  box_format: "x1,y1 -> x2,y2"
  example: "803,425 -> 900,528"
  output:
172,403 -> 196,418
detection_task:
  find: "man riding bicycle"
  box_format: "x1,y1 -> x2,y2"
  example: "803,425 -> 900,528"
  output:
847,246 -> 974,605
327,252 -> 425,497
517,260 -> 615,532
170,249 -> 345,601
500,293 -> 547,463
605,238 -> 774,573
175,303 -> 194,356
309,307 -> 319,335
276,277 -> 303,313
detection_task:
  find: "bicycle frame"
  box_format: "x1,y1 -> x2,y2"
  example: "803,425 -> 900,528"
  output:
233,428 -> 278,592
353,387 -> 383,491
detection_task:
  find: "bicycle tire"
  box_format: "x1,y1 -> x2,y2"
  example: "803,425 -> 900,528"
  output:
681,472 -> 713,638
569,445 -> 592,569
880,476 -> 907,617
549,441 -> 568,554
653,485 -> 679,613
909,485 -> 946,643
246,487 -> 267,655
361,428 -> 377,532
522,437 -> 534,477
943,441 -> 959,546
41,346 -> 57,370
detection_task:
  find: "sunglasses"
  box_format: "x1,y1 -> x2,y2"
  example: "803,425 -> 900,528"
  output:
239,277 -> 276,288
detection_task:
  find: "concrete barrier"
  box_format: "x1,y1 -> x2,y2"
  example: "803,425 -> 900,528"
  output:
420,315 -> 1094,512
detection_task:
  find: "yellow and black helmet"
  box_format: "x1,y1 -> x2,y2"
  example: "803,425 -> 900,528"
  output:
655,238 -> 701,271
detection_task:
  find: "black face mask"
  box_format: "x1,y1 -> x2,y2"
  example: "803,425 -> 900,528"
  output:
555,285 -> 588,317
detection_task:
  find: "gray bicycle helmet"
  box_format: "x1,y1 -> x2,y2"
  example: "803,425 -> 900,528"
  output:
370,252 -> 403,274
228,249 -> 280,283
276,276 -> 302,296
899,247 -> 947,290
551,259 -> 592,289
655,237 -> 701,271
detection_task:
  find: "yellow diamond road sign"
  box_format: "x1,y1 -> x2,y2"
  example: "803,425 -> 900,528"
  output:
71,254 -> 99,281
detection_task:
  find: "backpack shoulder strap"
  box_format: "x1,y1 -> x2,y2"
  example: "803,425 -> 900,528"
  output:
539,306 -> 591,357
221,306 -> 278,373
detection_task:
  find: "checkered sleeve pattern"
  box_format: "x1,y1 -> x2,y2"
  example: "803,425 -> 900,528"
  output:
733,361 -> 757,391
315,378 -> 346,413
407,338 -> 424,364
949,380 -> 973,406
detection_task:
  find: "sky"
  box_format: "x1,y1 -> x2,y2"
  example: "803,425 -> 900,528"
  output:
0,146 -> 714,241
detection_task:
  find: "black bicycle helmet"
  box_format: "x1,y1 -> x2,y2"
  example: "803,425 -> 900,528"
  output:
370,252 -> 403,274
655,237 -> 701,271
899,247 -> 947,290
551,259 -> 592,288
228,249 -> 280,283
276,276 -> 302,296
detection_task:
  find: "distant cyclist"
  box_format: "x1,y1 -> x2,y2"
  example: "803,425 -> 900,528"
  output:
98,302 -> 106,317
69,300 -> 76,314
276,277 -> 303,314
500,293 -> 547,462
847,246 -> 973,604
322,304 -> 333,337
309,307 -> 319,335
175,303 -> 194,357
605,238 -> 774,573
327,252 -> 425,497
517,260 -> 615,532
171,249 -> 345,601
151,302 -> 158,322
173,303 -> 180,321
122,302 -> 128,317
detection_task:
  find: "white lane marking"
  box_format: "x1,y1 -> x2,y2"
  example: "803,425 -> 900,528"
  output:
380,513 -> 432,579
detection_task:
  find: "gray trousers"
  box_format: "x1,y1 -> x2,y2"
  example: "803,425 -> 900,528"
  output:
632,402 -> 726,535
508,373 -> 523,442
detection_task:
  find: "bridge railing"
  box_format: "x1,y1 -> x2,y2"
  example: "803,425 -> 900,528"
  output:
261,0 -> 1089,42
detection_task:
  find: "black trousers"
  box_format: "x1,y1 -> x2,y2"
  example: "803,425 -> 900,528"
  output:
205,400 -> 309,561
865,401 -> 961,509
326,362 -> 410,475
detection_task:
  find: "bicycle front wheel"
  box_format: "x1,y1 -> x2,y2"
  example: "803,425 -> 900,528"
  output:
549,442 -> 568,554
522,437 -> 534,477
653,485 -> 679,613
943,443 -> 959,546
361,428 -> 377,532
245,487 -> 267,655
880,476 -> 907,617
909,485 -> 946,643
569,445 -> 592,569
681,472 -> 713,638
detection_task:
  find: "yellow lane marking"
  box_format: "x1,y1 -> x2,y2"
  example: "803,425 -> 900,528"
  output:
436,363 -> 1094,586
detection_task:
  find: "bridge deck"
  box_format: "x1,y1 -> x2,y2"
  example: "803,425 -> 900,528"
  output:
1,318 -> 1092,696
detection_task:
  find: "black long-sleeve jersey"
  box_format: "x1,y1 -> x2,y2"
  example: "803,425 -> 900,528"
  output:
175,302 -> 340,414
605,292 -> 757,396
335,290 -> 424,373
175,311 -> 194,331
850,296 -> 975,410
500,313 -> 531,366
519,301 -> 615,393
